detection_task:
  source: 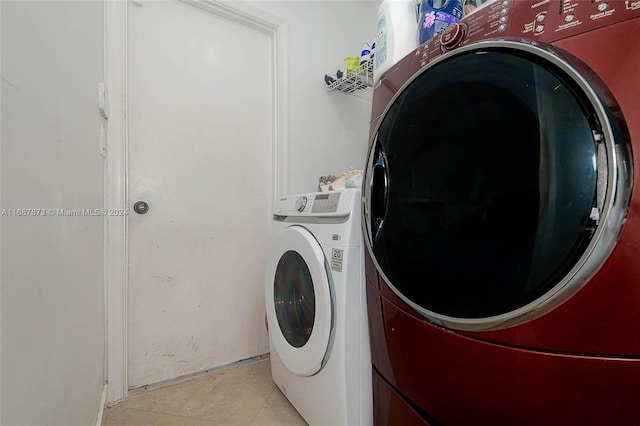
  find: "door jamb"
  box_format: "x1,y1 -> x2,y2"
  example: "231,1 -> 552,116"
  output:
104,0 -> 128,405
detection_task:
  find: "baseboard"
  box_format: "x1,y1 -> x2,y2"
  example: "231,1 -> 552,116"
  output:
128,353 -> 270,396
96,383 -> 108,426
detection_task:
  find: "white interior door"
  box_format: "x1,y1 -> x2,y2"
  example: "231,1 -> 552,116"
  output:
128,0 -> 273,388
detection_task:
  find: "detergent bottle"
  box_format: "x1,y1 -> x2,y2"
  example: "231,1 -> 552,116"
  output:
418,0 -> 464,44
374,0 -> 418,84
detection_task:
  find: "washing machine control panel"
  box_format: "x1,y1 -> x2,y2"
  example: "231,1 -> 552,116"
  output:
273,189 -> 358,219
310,192 -> 341,214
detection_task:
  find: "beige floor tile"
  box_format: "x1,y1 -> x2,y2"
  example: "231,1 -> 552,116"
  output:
107,359 -> 300,426
106,406 -> 221,426
251,389 -> 307,426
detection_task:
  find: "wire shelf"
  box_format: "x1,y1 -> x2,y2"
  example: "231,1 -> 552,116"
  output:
326,59 -> 374,101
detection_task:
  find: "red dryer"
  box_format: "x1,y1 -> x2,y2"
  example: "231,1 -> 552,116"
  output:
363,0 -> 640,424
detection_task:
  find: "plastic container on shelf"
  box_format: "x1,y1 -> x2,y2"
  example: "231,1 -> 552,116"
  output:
374,0 -> 418,85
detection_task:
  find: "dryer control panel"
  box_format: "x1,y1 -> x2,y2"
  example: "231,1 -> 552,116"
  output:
411,0 -> 640,74
511,0 -> 640,41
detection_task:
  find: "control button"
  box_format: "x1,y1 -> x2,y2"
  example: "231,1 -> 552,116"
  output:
295,196 -> 307,212
499,16 -> 507,23
536,13 -> 546,22
564,14 -> 575,22
498,24 -> 506,32
440,23 -> 466,50
597,2 -> 608,11
535,24 -> 545,33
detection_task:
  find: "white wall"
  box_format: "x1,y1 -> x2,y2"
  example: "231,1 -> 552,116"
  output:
1,2 -> 106,425
253,0 -> 380,195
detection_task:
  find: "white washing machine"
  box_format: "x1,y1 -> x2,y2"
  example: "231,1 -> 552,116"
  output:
265,188 -> 372,426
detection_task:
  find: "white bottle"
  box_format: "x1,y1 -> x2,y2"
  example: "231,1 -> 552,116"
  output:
374,0 -> 418,84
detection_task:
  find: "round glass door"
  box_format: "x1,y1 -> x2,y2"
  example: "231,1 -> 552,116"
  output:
274,250 -> 316,348
364,40 -> 632,331
266,225 -> 333,376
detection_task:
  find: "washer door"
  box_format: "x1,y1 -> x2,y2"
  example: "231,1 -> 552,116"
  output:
266,225 -> 333,376
364,40 -> 632,331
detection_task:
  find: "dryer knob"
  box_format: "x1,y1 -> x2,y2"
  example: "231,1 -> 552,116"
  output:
295,196 -> 307,212
440,23 -> 466,51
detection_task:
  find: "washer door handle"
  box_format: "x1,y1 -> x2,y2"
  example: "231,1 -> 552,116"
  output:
371,146 -> 389,239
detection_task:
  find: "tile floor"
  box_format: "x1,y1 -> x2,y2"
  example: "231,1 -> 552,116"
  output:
105,358 -> 307,426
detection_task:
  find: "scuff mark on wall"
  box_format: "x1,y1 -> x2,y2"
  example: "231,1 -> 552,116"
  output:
1,76 -> 20,90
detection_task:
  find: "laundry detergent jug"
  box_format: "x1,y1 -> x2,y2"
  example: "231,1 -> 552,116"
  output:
374,0 -> 418,84
418,0 -> 464,44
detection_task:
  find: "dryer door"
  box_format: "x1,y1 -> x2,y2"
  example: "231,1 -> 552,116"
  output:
363,40 -> 632,331
266,225 -> 333,376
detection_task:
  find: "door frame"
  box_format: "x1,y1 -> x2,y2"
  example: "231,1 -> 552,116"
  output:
104,0 -> 288,404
